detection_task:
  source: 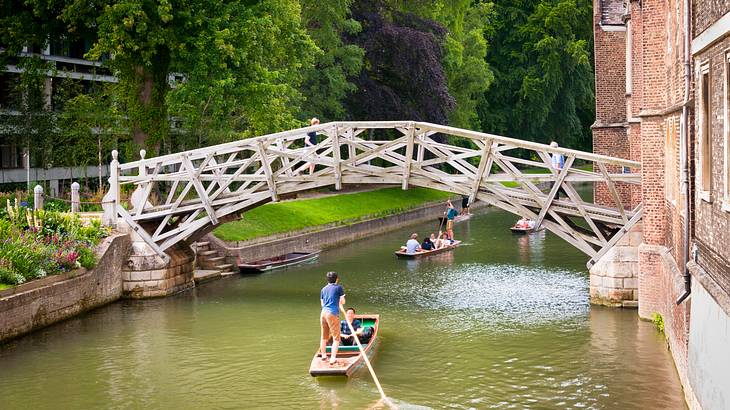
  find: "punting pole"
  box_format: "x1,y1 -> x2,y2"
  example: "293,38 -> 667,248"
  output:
340,306 -> 393,407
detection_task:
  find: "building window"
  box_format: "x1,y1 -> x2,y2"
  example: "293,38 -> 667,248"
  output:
699,62 -> 712,201
725,53 -> 730,211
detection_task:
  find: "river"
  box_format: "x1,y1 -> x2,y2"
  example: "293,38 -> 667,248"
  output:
0,207 -> 686,409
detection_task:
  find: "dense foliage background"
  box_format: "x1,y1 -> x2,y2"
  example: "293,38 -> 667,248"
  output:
0,0 -> 594,173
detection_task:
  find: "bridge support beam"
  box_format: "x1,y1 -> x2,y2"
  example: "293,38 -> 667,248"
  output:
589,222 -> 643,307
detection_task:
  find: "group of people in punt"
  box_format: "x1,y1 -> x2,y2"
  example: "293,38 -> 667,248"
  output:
403,200 -> 458,255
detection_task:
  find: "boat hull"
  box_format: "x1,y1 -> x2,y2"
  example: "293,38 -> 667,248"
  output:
394,240 -> 462,258
238,251 -> 320,273
309,314 -> 380,377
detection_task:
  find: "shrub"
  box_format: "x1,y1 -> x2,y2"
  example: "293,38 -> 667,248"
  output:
77,246 -> 97,269
652,312 -> 665,333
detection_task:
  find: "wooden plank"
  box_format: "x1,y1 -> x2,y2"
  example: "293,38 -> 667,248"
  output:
258,142 -> 279,202
534,155 -> 575,228
332,126 -> 343,190
469,140 -> 493,204
181,154 -> 219,225
597,162 -> 629,224
402,125 -> 415,190
118,206 -> 170,263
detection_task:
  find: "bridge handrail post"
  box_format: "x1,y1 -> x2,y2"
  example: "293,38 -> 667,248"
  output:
102,150 -> 120,227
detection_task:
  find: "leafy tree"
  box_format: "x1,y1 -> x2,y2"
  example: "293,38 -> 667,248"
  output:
300,0 -> 364,121
478,0 -> 594,150
345,0 -> 455,125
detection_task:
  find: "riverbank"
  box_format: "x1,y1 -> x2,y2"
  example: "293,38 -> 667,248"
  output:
206,196 -> 486,267
213,187 -> 453,242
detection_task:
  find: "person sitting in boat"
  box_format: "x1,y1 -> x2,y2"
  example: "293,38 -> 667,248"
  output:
339,307 -> 363,346
405,233 -> 421,254
515,217 -> 536,230
429,233 -> 440,249
421,235 -> 435,251
435,231 -> 453,248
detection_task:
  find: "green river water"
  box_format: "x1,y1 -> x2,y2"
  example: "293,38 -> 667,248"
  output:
0,207 -> 686,409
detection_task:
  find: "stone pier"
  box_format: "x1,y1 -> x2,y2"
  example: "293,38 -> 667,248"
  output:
589,223 -> 643,307
121,230 -> 195,298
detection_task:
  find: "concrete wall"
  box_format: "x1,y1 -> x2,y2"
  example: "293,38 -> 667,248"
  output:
208,200 -> 479,264
688,274 -> 730,410
0,233 -> 130,343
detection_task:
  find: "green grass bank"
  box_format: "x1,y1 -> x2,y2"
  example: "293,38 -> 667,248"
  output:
213,187 -> 452,242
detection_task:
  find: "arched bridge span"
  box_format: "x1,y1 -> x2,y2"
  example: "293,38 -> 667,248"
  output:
104,121 -> 641,268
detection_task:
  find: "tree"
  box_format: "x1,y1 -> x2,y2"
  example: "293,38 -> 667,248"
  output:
300,0 -> 364,121
345,0 -> 455,125
478,0 -> 594,150
61,0 -> 317,153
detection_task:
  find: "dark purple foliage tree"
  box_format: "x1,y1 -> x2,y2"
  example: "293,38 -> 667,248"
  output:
345,1 -> 455,126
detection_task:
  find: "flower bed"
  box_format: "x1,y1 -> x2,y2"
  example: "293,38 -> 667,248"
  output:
0,198 -> 110,287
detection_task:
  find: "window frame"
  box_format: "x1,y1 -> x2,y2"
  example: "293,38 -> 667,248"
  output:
722,48 -> 730,212
698,61 -> 712,202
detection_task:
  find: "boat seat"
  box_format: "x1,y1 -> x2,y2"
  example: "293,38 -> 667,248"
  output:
325,321 -> 375,352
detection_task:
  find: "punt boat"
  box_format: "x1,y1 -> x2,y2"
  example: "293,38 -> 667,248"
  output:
309,314 -> 380,377
237,250 -> 320,273
394,240 -> 462,258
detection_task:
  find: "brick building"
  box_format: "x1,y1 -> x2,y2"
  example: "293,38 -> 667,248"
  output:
593,0 -> 730,408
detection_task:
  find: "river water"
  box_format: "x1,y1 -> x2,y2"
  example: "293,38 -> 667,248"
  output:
0,207 -> 686,409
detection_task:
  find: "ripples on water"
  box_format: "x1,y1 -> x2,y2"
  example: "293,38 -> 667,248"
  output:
371,262 -> 589,333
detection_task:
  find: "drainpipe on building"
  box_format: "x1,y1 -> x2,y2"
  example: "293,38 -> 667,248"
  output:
676,0 -> 692,305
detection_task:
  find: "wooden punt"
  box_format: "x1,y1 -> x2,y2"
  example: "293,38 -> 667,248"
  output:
238,251 -> 320,273
510,225 -> 544,234
309,314 -> 380,377
394,240 -> 462,258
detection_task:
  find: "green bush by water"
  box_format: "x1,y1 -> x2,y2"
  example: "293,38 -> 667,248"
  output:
652,312 -> 665,333
214,187 -> 452,242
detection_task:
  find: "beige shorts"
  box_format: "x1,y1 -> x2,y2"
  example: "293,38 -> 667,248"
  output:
320,311 -> 340,341
446,220 -> 454,231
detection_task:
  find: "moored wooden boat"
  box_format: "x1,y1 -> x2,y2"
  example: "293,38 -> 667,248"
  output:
394,240 -> 462,258
309,314 -> 380,377
238,250 -> 320,273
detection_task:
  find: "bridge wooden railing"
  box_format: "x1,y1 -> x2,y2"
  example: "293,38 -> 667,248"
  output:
104,121 -> 641,267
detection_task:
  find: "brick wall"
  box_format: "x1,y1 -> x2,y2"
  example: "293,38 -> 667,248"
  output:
692,31 -> 730,299
693,0 -> 730,34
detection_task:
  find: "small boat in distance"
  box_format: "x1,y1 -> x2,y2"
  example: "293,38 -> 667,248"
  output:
238,251 -> 320,273
309,314 -> 380,377
510,218 -> 543,234
394,240 -> 462,258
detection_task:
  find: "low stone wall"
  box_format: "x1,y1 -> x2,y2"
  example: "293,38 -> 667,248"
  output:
207,201 -> 484,263
0,233 -> 131,343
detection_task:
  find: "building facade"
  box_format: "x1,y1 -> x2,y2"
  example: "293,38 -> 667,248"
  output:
593,0 -> 730,408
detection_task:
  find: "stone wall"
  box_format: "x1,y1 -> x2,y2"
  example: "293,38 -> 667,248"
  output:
0,234 -> 131,343
122,242 -> 195,299
589,223 -> 642,307
207,200 -> 479,265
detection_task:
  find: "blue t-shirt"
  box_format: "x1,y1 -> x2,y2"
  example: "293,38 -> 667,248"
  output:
307,131 -> 318,145
447,207 -> 458,220
340,319 -> 362,335
320,283 -> 344,316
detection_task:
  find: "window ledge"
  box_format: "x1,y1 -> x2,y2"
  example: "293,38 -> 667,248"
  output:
699,191 -> 712,203
722,202 -> 730,213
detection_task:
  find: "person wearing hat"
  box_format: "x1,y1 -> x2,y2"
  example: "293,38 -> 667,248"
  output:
319,271 -> 346,365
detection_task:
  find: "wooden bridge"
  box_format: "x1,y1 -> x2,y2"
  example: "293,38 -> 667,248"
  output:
104,121 -> 641,268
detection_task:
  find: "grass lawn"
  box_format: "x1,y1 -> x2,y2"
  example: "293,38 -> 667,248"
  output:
214,187 -> 453,242
0,283 -> 12,291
